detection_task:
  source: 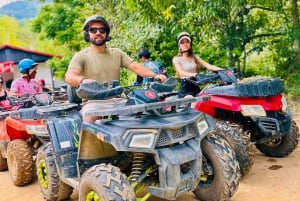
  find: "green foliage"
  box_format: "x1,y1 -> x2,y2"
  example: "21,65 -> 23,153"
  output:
3,0 -> 300,97
32,0 -> 85,51
282,71 -> 300,98
0,15 -> 20,45
46,54 -> 72,79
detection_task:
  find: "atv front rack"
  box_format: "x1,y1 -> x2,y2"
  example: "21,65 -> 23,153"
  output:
9,103 -> 80,119
84,96 -> 210,117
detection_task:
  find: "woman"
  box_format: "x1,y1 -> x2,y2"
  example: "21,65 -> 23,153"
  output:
0,77 -> 7,101
172,32 -> 222,98
0,77 -> 12,111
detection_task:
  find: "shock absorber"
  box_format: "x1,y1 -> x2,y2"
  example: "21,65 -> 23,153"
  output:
130,152 -> 145,182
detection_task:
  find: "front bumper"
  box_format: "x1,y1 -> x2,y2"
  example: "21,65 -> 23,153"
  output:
148,138 -> 202,200
251,109 -> 292,138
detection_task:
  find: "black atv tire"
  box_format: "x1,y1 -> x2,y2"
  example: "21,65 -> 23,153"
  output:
193,133 -> 240,201
36,143 -> 73,201
255,120 -> 299,157
79,163 -> 136,201
7,139 -> 34,186
0,151 -> 7,171
215,120 -> 254,177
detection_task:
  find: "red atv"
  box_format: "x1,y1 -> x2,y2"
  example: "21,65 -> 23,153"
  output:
0,92 -> 77,186
190,70 -> 299,161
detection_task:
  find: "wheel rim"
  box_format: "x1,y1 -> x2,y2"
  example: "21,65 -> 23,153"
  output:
37,159 -> 48,189
263,138 -> 282,147
86,191 -> 101,201
200,156 -> 215,187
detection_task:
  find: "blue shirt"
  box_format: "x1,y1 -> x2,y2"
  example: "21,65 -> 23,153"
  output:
143,61 -> 162,84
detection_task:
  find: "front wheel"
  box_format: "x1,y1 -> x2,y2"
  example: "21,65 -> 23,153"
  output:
215,120 -> 254,177
255,120 -> 299,157
79,163 -> 136,201
7,139 -> 34,186
194,133 -> 240,201
36,143 -> 73,201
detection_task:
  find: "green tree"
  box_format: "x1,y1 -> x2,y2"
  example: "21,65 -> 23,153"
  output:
0,15 -> 21,45
31,0 -> 299,90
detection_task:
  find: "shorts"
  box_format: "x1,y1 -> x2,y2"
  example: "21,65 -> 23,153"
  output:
81,98 -> 127,117
178,79 -> 200,98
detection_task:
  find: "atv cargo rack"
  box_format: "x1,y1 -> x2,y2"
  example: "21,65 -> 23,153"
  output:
83,96 -> 210,117
8,103 -> 80,119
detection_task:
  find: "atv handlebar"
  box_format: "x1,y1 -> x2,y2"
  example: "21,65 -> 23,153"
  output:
186,69 -> 238,86
149,77 -> 177,93
76,77 -> 178,101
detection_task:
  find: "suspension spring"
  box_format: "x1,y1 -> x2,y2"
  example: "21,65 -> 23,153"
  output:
130,152 -> 145,182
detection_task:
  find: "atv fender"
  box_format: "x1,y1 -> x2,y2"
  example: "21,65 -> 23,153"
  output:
46,113 -> 82,178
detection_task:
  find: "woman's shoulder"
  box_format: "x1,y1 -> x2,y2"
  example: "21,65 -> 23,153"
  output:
172,55 -> 182,62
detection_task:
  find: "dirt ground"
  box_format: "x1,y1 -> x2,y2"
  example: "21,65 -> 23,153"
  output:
1,119 -> 300,201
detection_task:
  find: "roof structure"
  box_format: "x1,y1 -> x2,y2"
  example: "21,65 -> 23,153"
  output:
0,44 -> 60,64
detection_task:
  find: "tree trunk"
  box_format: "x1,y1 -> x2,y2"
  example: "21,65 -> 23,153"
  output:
291,0 -> 300,68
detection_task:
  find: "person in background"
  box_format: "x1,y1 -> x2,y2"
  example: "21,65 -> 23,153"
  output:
5,79 -> 12,94
0,77 -> 7,101
135,48 -> 165,85
172,32 -> 222,98
65,15 -> 166,122
10,59 -> 42,97
38,79 -> 51,92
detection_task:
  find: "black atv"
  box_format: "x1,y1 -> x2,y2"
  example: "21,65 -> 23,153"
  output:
31,78 -> 240,201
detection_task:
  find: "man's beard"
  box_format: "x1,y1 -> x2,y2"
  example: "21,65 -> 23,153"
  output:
90,38 -> 107,46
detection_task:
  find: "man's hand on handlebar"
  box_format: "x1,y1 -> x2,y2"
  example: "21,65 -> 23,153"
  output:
154,74 -> 167,82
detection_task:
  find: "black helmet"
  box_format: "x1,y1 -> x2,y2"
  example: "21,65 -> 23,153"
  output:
177,32 -> 192,46
138,48 -> 151,59
83,15 -> 110,34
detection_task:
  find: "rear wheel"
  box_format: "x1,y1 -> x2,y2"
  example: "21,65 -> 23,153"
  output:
194,133 -> 240,201
0,151 -> 7,171
79,163 -> 136,201
7,139 -> 34,186
255,120 -> 299,157
36,143 -> 73,201
215,120 -> 254,176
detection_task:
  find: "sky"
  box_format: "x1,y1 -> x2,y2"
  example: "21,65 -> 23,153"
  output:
0,0 -> 16,8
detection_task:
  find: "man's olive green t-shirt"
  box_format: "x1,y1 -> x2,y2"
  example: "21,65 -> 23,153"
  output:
68,47 -> 134,82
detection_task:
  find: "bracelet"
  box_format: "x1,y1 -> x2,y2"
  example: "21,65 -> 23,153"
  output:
80,77 -> 87,83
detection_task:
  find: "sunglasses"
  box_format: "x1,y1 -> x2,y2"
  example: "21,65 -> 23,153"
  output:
89,27 -> 107,34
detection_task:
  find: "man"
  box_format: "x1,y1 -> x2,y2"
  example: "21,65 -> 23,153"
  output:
65,15 -> 166,122
135,48 -> 165,85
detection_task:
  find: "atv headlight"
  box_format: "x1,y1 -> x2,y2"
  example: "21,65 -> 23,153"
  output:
197,119 -> 209,135
241,105 -> 266,117
281,96 -> 287,112
126,129 -> 157,149
26,125 -> 48,135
